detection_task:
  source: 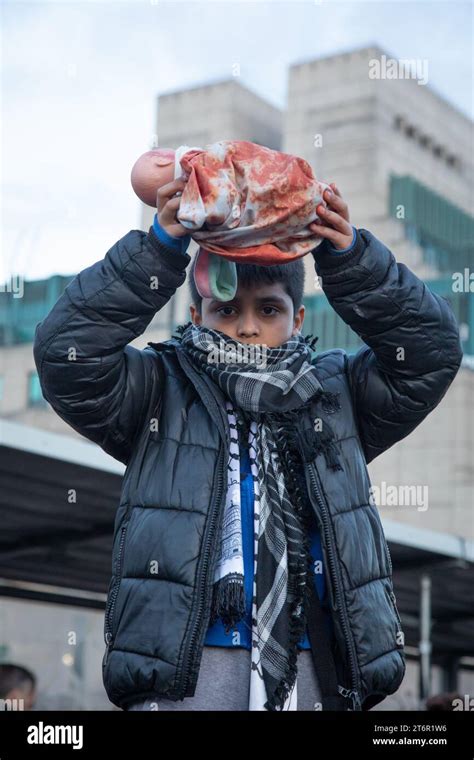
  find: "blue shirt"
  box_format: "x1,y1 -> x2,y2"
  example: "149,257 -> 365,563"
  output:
204,443 -> 334,649
152,213 -> 191,254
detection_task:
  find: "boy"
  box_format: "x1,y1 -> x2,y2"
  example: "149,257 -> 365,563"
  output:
33,178 -> 462,712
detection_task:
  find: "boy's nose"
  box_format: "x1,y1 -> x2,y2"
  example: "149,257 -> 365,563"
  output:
237,316 -> 260,340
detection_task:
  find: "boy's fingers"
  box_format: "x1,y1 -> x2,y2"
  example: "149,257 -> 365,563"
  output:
156,179 -> 186,213
158,190 -> 190,237
309,223 -> 348,248
164,195 -> 182,212
323,187 -> 350,221
159,194 -> 183,226
157,178 -> 186,197
317,204 -> 352,235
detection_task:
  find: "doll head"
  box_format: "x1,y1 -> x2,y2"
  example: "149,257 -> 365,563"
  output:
130,149 -> 176,207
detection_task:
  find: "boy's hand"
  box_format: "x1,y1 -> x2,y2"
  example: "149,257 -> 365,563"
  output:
157,178 -> 189,238
309,183 -> 353,250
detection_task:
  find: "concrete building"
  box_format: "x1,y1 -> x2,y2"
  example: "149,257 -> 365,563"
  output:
282,44 -> 474,540
284,44 -> 472,272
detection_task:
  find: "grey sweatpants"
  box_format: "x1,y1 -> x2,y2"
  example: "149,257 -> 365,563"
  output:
127,645 -> 322,711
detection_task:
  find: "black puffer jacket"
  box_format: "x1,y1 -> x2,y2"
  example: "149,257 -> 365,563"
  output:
33,224 -> 462,711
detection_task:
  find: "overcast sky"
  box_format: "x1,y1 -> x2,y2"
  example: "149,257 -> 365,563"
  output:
1,0 -> 473,282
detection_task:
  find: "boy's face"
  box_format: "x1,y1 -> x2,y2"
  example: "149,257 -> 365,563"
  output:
189,282 -> 305,348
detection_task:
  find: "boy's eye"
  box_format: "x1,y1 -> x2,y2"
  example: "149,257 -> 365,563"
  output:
217,306 -> 236,316
216,305 -> 279,317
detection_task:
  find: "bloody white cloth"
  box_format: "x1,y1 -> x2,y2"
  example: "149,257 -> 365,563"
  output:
174,140 -> 330,300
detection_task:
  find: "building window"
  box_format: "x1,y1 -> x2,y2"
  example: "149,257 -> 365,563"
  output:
27,371 -> 48,408
393,116 -> 462,173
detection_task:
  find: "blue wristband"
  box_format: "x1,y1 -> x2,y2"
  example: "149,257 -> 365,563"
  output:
328,225 -> 357,254
153,213 -> 191,252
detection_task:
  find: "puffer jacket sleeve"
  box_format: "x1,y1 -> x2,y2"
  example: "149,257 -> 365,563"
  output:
33,227 -> 191,466
312,228 -> 463,464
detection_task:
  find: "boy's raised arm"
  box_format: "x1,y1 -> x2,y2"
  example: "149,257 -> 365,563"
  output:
312,229 -> 463,464
33,226 -> 191,465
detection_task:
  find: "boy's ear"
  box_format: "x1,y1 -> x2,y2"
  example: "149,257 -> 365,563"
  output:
293,304 -> 305,334
189,303 -> 201,325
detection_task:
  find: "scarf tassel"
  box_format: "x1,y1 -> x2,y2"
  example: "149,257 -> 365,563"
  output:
302,428 -> 343,472
210,573 -> 247,633
264,590 -> 310,711
319,390 -> 342,414
274,409 -> 343,473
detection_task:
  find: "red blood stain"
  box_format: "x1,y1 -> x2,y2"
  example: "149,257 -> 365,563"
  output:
177,140 -> 328,264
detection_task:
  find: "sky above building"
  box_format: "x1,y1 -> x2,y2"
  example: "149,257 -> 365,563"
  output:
2,0 -> 473,281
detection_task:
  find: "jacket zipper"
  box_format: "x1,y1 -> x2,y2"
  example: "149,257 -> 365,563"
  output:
172,347 -> 231,699
178,444 -> 226,697
385,538 -> 394,576
307,461 -> 362,710
390,589 -> 404,631
382,532 -> 404,631
104,518 -> 130,666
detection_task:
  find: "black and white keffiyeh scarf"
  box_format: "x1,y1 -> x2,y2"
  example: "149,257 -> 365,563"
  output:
174,321 -> 342,711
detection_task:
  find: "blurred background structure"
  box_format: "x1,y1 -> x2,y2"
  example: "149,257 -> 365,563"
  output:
1,21 -> 473,711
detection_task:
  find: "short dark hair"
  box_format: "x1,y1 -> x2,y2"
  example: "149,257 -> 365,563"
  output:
188,250 -> 306,316
0,664 -> 36,698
